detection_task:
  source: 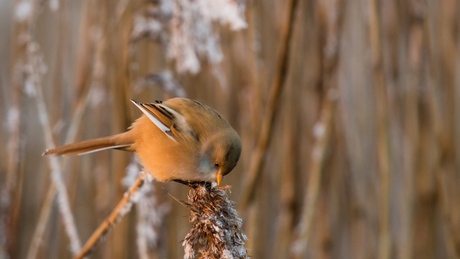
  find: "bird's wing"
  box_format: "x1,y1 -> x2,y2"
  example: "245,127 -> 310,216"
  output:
131,99 -> 192,142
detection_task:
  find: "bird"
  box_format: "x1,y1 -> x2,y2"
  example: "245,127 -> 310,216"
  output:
43,98 -> 242,185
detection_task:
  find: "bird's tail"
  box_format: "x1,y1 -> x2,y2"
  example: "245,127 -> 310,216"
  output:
43,132 -> 135,156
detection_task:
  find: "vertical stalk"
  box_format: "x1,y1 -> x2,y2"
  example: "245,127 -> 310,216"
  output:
368,0 -> 391,258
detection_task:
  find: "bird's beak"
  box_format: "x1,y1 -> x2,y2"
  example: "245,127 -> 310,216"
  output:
216,172 -> 223,185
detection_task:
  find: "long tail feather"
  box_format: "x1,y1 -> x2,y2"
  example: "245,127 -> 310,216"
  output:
43,133 -> 134,156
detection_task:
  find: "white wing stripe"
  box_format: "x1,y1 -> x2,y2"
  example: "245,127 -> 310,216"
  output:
77,144 -> 131,156
131,100 -> 177,142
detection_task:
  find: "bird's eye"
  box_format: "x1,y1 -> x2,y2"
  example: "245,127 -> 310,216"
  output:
214,163 -> 219,168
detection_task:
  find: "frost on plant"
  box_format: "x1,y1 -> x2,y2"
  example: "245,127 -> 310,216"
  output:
137,70 -> 186,97
131,0 -> 246,74
13,39 -> 48,97
15,0 -> 33,22
124,158 -> 170,257
183,183 -> 248,259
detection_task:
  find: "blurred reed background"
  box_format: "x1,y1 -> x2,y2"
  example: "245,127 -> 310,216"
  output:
1,0 -> 460,258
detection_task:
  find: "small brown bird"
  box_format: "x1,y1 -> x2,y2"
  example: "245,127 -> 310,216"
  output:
43,98 -> 242,185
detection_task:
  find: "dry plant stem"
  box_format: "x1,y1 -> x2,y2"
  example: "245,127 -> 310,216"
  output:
398,12 -> 423,259
436,171 -> 460,258
291,90 -> 336,257
291,0 -> 344,255
27,181 -> 56,259
75,171 -> 147,259
3,0 -> 29,255
424,14 -> 460,257
368,1 -> 391,259
3,72 -> 22,259
239,0 -> 299,210
27,89 -> 91,259
28,0 -> 95,255
6,1 -> 25,198
246,6 -> 262,135
74,0 -> 93,101
238,6 -> 262,254
35,83 -> 82,254
274,75 -> 297,258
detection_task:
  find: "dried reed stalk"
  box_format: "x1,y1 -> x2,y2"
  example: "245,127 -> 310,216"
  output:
27,87 -> 92,259
75,171 -> 149,259
397,5 -> 423,257
424,5 -> 460,256
291,89 -> 336,258
183,183 -> 248,259
239,0 -> 299,211
11,2 -> 84,254
368,1 -> 391,258
27,180 -> 57,259
5,2 -> 75,258
3,0 -> 33,256
36,71 -> 82,255
273,75 -> 297,258
29,1 -> 107,257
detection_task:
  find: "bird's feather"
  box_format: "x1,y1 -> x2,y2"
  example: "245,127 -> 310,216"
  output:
131,99 -> 177,141
43,134 -> 133,156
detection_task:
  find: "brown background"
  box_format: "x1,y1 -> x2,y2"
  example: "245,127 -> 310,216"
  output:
1,0 -> 460,258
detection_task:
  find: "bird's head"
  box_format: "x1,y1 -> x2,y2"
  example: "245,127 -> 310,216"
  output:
201,129 -> 242,185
